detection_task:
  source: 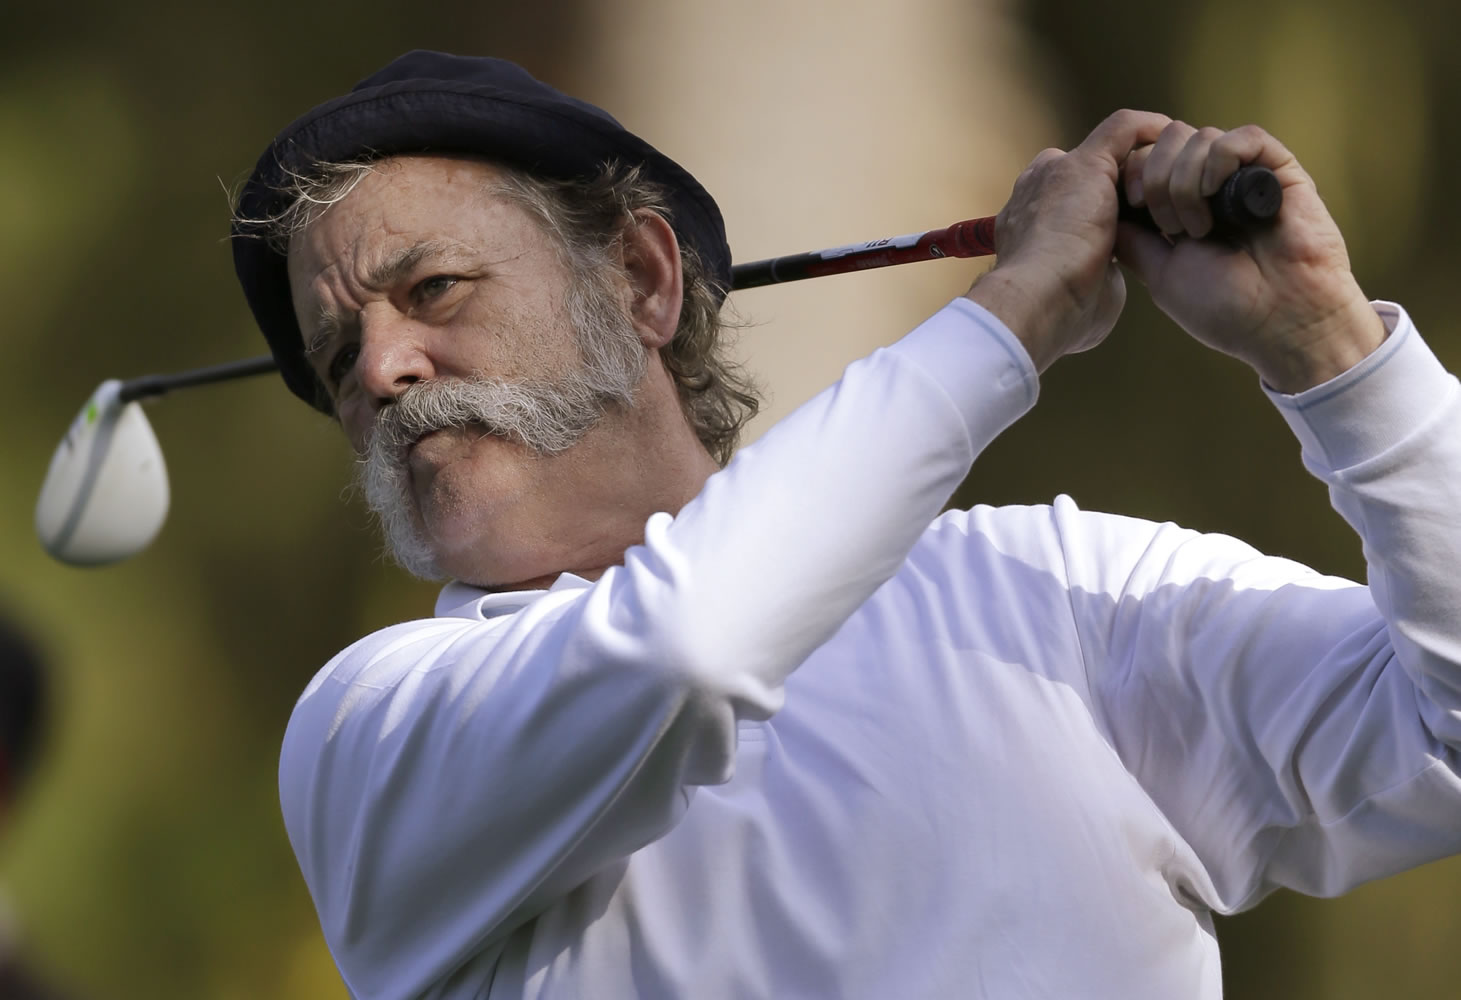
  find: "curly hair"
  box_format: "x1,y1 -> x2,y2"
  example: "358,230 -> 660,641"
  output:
239,157 -> 761,465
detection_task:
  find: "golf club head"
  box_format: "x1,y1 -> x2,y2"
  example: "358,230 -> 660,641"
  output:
36,380 -> 170,566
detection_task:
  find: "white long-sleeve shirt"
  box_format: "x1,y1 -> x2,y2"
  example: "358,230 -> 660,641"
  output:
279,298 -> 1461,999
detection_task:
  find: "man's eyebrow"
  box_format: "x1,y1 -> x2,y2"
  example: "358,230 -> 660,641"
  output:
303,310 -> 343,361
364,239 -> 474,291
301,240 -> 476,360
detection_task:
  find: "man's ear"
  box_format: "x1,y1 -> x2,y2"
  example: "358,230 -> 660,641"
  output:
621,210 -> 683,350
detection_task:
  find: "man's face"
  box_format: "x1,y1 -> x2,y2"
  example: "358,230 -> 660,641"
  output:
286,155 -> 648,585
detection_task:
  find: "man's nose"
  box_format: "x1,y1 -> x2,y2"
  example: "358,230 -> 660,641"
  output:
356,309 -> 435,409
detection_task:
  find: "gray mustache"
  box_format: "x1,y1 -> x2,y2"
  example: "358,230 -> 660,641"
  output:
366,376 -> 609,459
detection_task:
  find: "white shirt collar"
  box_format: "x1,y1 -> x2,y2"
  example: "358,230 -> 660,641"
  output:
434,572 -> 592,620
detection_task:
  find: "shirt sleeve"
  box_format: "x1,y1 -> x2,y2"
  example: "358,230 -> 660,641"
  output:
1062,302 -> 1461,912
278,298 -> 1039,998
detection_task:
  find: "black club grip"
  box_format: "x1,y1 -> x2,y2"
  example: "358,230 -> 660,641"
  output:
1121,165 -> 1282,235
1213,165 -> 1282,228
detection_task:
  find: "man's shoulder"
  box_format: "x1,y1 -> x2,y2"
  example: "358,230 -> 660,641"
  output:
280,619 -> 472,753
909,495 -> 1197,580
913,497 -> 1069,562
309,616 -> 482,692
923,494 -> 1198,544
276,616 -> 494,831
284,582 -> 583,747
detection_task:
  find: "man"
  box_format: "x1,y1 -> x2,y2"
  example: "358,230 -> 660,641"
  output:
232,51 -> 1461,999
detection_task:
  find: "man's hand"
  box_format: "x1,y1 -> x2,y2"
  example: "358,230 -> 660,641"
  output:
965,110 -> 1172,372
1118,121 -> 1386,393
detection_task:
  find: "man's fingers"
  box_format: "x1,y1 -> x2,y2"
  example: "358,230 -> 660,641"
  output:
1140,121 -> 1198,236
1075,109 -> 1174,166
1202,124 -> 1300,195
1170,127 -> 1224,237
1123,146 -> 1153,207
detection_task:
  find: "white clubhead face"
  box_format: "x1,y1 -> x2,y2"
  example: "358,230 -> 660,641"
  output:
35,380 -> 170,566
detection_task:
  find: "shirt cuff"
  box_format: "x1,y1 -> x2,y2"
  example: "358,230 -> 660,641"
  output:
891,297 -> 1041,449
1265,301 -> 1459,471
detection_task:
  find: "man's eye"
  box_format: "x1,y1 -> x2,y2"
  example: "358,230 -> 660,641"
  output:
328,344 -> 359,385
415,275 -> 458,301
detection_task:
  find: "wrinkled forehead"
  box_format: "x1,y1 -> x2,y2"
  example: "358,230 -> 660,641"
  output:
289,155 -> 504,250
284,154 -> 540,287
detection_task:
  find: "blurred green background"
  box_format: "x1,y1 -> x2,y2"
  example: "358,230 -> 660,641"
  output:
1,1 -> 1456,997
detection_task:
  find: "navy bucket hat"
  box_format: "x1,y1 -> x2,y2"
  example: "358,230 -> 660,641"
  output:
231,50 -> 732,412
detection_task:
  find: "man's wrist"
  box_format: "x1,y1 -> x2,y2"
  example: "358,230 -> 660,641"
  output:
1251,293 -> 1389,394
964,268 -> 1057,373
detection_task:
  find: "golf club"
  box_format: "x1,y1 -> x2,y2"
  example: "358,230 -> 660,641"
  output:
35,166 -> 1281,566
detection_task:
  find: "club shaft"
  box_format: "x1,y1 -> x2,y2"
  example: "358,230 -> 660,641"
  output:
729,216 -> 998,290
118,355 -> 280,402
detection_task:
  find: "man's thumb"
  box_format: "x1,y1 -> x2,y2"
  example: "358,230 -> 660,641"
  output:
1113,221 -> 1170,286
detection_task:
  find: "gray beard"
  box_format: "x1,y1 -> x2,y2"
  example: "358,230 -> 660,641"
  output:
354,298 -> 647,581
